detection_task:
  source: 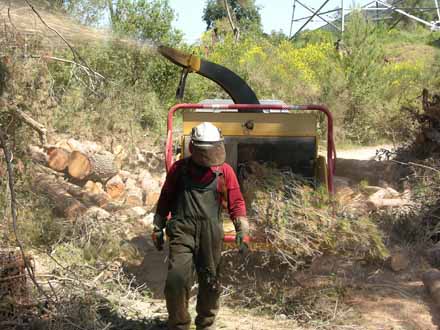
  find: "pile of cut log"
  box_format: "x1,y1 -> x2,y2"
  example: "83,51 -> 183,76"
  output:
333,175 -> 413,213
28,138 -> 164,223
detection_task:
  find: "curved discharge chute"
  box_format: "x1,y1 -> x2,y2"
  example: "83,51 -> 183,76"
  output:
158,45 -> 260,107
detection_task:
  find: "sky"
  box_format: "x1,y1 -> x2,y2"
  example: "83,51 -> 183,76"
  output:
168,0 -> 372,43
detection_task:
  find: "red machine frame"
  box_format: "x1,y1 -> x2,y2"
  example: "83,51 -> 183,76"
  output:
165,103 -> 336,243
166,103 -> 336,193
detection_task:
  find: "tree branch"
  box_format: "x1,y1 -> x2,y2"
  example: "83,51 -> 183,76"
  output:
7,1 -> 17,31
223,0 -> 240,42
23,0 -> 105,83
10,105 -> 48,146
107,0 -> 116,29
0,128 -> 52,303
31,55 -> 105,81
391,159 -> 440,174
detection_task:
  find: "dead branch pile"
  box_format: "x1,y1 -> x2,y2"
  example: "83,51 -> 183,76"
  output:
388,90 -> 440,244
403,89 -> 440,158
220,162 -> 389,323
29,138 -> 164,225
240,162 -> 388,267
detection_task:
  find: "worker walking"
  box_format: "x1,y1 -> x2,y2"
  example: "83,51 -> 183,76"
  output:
152,122 -> 249,330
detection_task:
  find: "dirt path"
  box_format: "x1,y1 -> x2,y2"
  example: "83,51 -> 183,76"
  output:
337,144 -> 394,160
123,232 -> 439,330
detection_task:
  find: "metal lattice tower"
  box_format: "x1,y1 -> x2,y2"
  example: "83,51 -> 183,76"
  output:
289,0 -> 440,39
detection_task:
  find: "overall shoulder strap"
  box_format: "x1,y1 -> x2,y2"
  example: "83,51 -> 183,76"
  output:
178,158 -> 192,188
181,158 -> 191,175
216,166 -> 228,210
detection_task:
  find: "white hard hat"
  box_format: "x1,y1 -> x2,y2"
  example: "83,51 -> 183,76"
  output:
190,122 -> 225,167
191,122 -> 223,146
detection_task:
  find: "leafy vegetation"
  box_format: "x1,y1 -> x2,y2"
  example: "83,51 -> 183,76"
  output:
10,2 -> 438,146
189,13 -> 440,144
202,0 -> 262,33
2,1 -> 440,328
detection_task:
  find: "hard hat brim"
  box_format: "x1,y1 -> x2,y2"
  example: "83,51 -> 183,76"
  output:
191,139 -> 224,148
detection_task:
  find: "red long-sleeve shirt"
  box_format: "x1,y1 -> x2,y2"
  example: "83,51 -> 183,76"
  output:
156,158 -> 246,219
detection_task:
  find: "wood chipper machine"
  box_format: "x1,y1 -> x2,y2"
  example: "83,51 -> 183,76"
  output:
157,46 -> 336,244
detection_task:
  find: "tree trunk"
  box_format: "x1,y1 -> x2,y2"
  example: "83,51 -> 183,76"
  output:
33,173 -> 120,212
224,0 -> 240,42
89,152 -> 118,181
84,181 -> 105,195
61,179 -> 110,209
33,174 -> 87,219
67,138 -> 102,154
335,159 -> 407,188
107,0 -> 117,29
68,151 -> 118,181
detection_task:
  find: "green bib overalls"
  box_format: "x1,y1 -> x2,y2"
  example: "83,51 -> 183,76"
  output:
165,161 -> 224,330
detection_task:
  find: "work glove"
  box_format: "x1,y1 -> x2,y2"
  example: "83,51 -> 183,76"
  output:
151,214 -> 166,251
233,216 -> 250,254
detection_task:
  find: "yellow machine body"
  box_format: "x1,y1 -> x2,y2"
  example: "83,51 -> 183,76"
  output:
180,110 -> 328,188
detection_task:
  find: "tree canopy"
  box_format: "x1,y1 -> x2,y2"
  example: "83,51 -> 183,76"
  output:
112,0 -> 182,44
57,0 -> 181,44
202,0 -> 262,32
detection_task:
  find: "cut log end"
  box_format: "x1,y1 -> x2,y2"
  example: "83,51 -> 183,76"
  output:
106,175 -> 125,200
68,151 -> 92,180
125,187 -> 143,207
68,151 -> 118,182
47,147 -> 70,172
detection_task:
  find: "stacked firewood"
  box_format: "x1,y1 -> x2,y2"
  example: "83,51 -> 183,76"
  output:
28,138 -> 164,221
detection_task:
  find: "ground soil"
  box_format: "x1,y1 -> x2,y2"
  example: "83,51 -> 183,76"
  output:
119,144 -> 437,330
121,228 -> 439,330
84,143 -> 436,330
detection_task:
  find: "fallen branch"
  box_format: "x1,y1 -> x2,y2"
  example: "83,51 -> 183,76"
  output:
390,159 -> 440,174
31,55 -> 105,81
7,1 -> 17,31
24,1 -> 82,64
